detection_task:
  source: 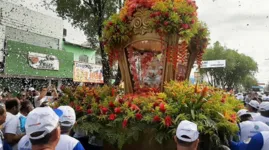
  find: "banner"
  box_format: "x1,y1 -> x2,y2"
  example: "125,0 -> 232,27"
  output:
28,52 -> 59,70
73,62 -> 104,83
201,60 -> 226,68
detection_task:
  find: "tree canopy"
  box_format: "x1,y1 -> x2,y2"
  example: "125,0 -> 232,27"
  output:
200,41 -> 258,90
241,75 -> 258,91
43,0 -> 125,84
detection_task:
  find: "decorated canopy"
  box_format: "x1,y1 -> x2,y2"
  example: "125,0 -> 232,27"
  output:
102,0 -> 209,94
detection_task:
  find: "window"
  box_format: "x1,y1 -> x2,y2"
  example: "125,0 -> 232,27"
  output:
79,55 -> 89,63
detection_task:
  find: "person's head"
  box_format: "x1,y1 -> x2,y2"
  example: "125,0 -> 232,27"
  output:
247,100 -> 259,113
174,120 -> 200,150
0,103 -> 7,125
20,100 -> 34,116
237,109 -> 252,122
26,107 -> 63,149
58,106 -> 76,134
259,102 -> 269,117
5,99 -> 20,115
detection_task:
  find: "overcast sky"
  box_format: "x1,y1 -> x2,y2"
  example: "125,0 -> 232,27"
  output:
4,0 -> 269,83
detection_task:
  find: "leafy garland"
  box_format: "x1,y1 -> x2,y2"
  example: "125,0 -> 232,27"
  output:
55,81 -> 243,149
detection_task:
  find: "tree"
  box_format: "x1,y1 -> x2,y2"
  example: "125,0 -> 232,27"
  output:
44,0 -> 125,84
200,41 -> 258,90
241,75 -> 258,91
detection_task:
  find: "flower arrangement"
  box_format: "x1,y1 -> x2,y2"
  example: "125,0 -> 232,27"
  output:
57,81 -> 243,149
102,0 -> 209,68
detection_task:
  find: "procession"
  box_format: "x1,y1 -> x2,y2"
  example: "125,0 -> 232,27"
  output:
0,0 -> 269,150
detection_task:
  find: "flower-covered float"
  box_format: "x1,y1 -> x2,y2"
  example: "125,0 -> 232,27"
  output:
55,0 -> 244,149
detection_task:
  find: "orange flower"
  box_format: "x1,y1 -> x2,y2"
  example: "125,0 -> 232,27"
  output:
201,86 -> 208,97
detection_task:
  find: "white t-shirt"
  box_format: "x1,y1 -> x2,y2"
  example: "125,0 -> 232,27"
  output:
246,131 -> 269,150
239,121 -> 269,142
0,138 -> 3,150
34,96 -> 53,107
18,135 -> 31,150
56,134 -> 84,150
253,115 -> 269,126
18,134 -> 85,150
249,112 -> 260,118
2,112 -> 21,150
263,96 -> 269,101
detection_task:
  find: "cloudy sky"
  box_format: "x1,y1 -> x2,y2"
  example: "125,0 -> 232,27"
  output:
3,0 -> 269,83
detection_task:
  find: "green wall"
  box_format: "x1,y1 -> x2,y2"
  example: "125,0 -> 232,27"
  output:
63,42 -> 96,64
5,40 -> 74,78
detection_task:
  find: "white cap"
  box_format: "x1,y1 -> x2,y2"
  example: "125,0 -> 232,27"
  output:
29,87 -> 35,91
25,107 -> 63,140
248,100 -> 259,109
259,102 -> 269,112
237,109 -> 249,117
58,106 -> 76,127
176,120 -> 199,142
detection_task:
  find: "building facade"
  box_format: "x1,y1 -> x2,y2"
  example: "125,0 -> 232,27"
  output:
0,1 -> 73,92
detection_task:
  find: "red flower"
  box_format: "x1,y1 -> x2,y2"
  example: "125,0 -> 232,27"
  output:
114,107 -> 121,114
164,21 -> 169,26
122,119 -> 128,128
135,113 -> 143,120
165,12 -> 169,17
118,98 -> 124,104
155,11 -> 161,16
87,109 -> 93,114
108,21 -> 113,26
101,107 -> 108,114
159,103 -> 166,113
153,115 -> 161,122
165,116 -> 172,127
130,104 -> 140,111
181,24 -> 189,29
153,102 -> 159,108
109,101 -> 115,108
111,88 -> 116,97
109,114 -> 116,121
76,106 -> 83,112
191,19 -> 195,24
150,13 -> 156,18
70,102 -> 75,107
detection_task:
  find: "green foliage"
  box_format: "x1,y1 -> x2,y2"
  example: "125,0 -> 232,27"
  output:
58,81 -> 242,149
201,41 -> 258,89
241,75 -> 258,91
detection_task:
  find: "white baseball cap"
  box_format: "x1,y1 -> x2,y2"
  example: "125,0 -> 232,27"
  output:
259,102 -> 269,112
29,87 -> 35,91
25,107 -> 63,140
237,109 -> 249,117
176,120 -> 199,142
58,106 -> 76,127
248,100 -> 259,109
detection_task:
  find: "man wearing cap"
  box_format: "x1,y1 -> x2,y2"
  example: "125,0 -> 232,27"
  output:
247,100 -> 260,118
236,109 -> 269,142
18,107 -> 62,150
56,106 -> 84,150
253,102 -> 269,126
18,106 -> 85,150
174,120 -> 199,150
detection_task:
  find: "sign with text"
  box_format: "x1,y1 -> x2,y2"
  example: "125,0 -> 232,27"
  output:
73,62 -> 104,83
201,60 -> 226,68
28,52 -> 59,70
